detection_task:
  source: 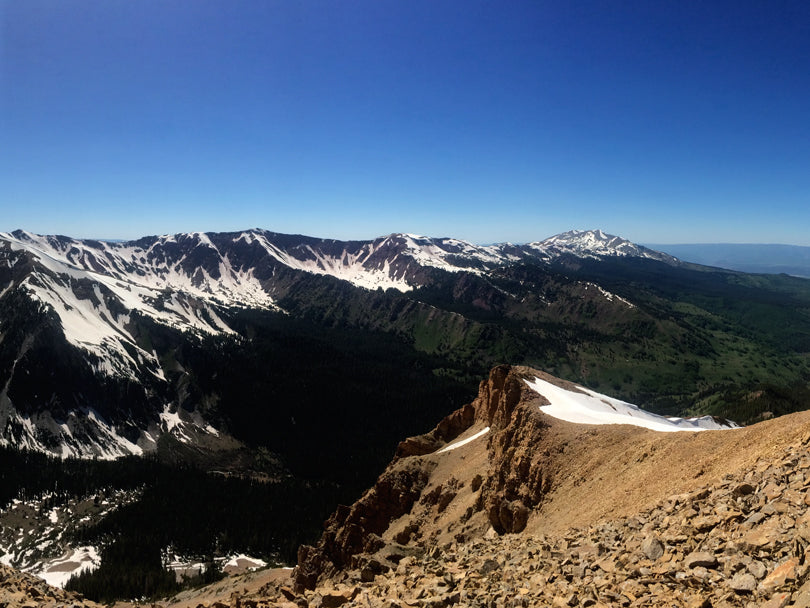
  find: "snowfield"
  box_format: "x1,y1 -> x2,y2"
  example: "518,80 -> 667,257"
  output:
36,545 -> 100,588
525,377 -> 737,432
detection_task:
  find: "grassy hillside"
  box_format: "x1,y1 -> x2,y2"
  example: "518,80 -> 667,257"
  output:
266,259 -> 810,425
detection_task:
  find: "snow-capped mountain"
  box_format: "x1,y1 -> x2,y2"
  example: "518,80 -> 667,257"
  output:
0,227 -> 675,371
529,229 -> 677,264
2,227 -> 675,298
0,227 -> 682,459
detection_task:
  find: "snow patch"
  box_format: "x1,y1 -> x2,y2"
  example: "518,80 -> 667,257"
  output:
437,427 -> 490,453
223,553 -> 267,572
31,545 -> 100,588
525,377 -> 737,432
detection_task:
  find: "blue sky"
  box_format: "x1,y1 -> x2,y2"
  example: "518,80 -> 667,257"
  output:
2,1 -> 809,245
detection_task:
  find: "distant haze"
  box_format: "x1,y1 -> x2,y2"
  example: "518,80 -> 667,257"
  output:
648,244 -> 810,278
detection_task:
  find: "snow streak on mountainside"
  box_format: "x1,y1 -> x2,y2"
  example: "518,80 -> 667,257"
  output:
0,398 -> 229,460
0,227 -> 679,459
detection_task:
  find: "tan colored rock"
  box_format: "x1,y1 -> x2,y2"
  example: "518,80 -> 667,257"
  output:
760,557 -> 801,592
684,551 -> 718,569
761,592 -> 791,608
61,366 -> 810,608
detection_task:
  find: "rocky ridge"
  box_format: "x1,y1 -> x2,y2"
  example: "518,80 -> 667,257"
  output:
275,437 -> 810,608
6,366 -> 810,606
275,365 -> 810,608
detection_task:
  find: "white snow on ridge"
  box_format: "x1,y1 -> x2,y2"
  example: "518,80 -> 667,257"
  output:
581,282 -> 635,309
0,407 -> 145,459
437,427 -> 490,453
1,232 -> 254,379
248,231 -> 414,291
525,377 -> 736,432
528,229 -> 677,264
2,231 -> 277,311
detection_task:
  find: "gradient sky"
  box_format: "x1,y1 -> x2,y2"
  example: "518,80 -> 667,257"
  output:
2,1 -> 809,245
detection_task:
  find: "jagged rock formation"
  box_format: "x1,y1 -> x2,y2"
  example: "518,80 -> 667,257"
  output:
77,430 -> 810,606
293,364 -> 546,591
13,364 -> 810,607
0,563 -> 100,608
263,428 -> 810,608
275,365 -> 810,607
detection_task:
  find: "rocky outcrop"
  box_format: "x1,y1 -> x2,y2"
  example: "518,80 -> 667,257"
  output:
477,388 -> 552,534
294,457 -> 437,592
394,363 -> 533,459
90,362 -> 810,608
0,563 -> 100,608
395,404 -> 475,458
166,429 -> 810,608
294,365 -> 555,591
288,362 -> 810,605
470,364 -> 530,429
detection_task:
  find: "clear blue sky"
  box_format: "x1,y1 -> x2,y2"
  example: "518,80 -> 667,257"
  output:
2,1 -> 809,244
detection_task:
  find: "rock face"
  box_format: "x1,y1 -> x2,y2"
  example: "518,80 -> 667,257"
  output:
294,457 -> 437,591
294,365 -> 555,592
32,362 -> 810,608
475,367 -> 552,534
0,563 -> 100,608
279,364 -> 810,607
164,420 -> 810,608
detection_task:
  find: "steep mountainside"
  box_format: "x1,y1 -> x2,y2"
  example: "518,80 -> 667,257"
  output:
30,364 -> 809,607
2,228 -> 810,469
280,365 -> 810,608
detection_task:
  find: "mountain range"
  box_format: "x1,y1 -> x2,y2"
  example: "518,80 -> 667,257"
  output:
2,227 -> 810,469
3,226 -> 810,604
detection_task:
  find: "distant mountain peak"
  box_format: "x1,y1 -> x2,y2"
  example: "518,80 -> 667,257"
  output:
531,229 -> 678,264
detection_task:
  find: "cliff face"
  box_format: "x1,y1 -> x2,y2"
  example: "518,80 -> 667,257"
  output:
294,364 -> 557,591
293,362 -> 810,603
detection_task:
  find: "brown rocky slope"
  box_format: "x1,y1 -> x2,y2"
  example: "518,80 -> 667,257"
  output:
282,364 -> 810,607
8,364 -> 810,608
0,562 -> 101,608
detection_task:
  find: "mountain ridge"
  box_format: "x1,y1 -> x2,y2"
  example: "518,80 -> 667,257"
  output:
286,364 -> 810,607
0,227 -> 678,459
2,226 -> 810,468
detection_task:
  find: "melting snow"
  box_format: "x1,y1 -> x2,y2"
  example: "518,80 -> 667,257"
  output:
525,377 -> 736,432
437,427 -> 490,453
223,554 -> 267,571
33,545 -> 100,588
